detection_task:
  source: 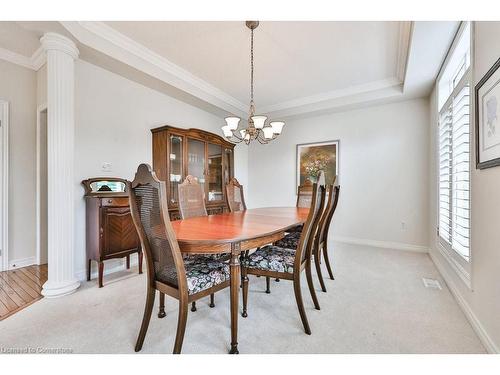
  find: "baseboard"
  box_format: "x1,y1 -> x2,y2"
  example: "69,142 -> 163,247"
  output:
8,256 -> 36,270
75,256 -> 139,282
429,249 -> 499,354
335,236 -> 429,253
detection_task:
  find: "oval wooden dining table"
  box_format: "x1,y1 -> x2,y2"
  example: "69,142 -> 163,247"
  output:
171,207 -> 309,354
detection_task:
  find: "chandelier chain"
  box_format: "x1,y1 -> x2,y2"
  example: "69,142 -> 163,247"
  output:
251,27 -> 255,110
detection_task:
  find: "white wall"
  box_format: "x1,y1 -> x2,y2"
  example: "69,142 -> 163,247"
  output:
74,60 -> 247,277
428,21 -> 500,353
0,60 -> 37,266
248,98 -> 430,248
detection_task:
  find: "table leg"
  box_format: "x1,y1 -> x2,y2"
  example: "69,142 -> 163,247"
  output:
229,243 -> 241,354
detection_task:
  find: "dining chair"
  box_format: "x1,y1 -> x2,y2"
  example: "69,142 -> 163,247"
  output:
225,177 -> 247,213
178,175 -> 208,219
177,175 -> 215,312
275,184 -> 340,292
267,172 -> 326,292
296,179 -> 314,208
286,178 -> 317,235
128,164 -> 231,354
241,181 -> 326,335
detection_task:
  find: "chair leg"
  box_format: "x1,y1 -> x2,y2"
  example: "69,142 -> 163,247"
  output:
209,293 -> 215,308
138,251 -> 143,274
126,255 -> 130,269
87,259 -> 92,281
242,267 -> 249,317
306,261 -> 321,310
314,247 -> 327,293
135,287 -> 156,352
191,301 -> 197,312
98,261 -> 104,288
293,277 -> 311,335
158,292 -> 166,318
173,300 -> 189,354
265,276 -> 271,294
323,242 -> 335,280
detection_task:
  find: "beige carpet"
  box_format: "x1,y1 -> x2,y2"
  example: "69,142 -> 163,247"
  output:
0,243 -> 486,354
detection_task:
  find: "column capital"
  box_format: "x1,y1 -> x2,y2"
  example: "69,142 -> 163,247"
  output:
40,32 -> 79,59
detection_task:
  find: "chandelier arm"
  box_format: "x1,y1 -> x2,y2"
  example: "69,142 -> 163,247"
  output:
256,131 -> 269,144
231,131 -> 244,141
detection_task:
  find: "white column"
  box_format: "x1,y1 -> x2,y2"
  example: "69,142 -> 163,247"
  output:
41,33 -> 80,298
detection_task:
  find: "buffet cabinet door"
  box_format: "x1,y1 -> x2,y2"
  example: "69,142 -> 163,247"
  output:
102,207 -> 139,257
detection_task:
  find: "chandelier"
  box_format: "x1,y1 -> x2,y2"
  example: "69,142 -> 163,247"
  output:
221,21 -> 285,145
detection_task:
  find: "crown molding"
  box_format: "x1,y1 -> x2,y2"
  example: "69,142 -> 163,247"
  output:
0,47 -> 35,70
60,21 -> 248,118
262,77 -> 403,119
396,21 -> 413,84
0,45 -> 46,71
31,46 -> 46,71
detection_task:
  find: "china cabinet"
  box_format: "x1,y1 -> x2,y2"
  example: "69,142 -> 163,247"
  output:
151,125 -> 235,220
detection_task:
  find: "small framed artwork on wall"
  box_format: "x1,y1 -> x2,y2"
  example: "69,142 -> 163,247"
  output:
475,57 -> 500,169
296,140 -> 339,189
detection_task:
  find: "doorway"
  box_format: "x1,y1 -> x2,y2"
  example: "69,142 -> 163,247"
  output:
0,100 -> 8,271
36,106 -> 48,266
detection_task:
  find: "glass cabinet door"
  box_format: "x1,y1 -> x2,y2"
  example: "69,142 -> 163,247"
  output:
169,134 -> 183,204
207,143 -> 223,202
223,148 -> 234,185
187,138 -> 206,193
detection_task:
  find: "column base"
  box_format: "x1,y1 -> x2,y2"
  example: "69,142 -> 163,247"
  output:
41,279 -> 80,298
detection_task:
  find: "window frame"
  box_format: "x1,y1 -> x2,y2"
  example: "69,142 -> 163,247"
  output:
435,21 -> 473,289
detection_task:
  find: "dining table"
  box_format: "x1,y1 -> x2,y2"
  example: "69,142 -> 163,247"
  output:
170,206 -> 309,354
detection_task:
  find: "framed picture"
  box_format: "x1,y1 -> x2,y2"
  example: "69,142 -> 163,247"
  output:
475,57 -> 500,169
296,140 -> 339,189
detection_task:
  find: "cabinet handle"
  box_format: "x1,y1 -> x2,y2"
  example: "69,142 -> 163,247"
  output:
107,199 -> 113,204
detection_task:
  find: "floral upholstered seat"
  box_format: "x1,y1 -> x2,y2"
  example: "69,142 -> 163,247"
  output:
184,255 -> 230,295
274,231 -> 301,250
243,245 -> 296,274
183,254 -> 228,264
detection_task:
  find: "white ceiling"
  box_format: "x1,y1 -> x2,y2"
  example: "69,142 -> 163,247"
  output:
0,21 -> 40,57
105,21 -> 401,109
0,20 -> 459,119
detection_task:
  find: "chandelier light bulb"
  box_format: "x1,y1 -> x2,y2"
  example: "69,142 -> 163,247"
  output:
270,121 -> 285,134
225,116 -> 240,131
251,115 -> 267,129
221,125 -> 233,137
262,126 -> 274,139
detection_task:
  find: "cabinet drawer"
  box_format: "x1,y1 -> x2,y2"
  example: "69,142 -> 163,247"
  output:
101,197 -> 129,207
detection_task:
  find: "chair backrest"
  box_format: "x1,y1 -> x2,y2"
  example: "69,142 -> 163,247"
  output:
296,180 -> 313,208
128,164 -> 186,290
226,178 -> 247,213
294,178 -> 327,269
178,175 -> 208,219
319,185 -> 340,245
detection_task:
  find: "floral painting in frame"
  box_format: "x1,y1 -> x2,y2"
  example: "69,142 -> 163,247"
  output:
296,140 -> 339,189
476,57 -> 500,169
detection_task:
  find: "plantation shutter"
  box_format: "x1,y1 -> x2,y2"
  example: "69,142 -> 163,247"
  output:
438,75 -> 470,260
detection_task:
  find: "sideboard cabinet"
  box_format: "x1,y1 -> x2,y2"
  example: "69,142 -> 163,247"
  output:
82,177 -> 142,288
151,125 -> 235,220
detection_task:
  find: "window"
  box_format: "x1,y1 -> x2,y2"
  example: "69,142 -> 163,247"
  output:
437,22 -> 471,264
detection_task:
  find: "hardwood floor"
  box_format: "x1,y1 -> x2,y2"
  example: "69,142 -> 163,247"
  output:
0,264 -> 48,321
